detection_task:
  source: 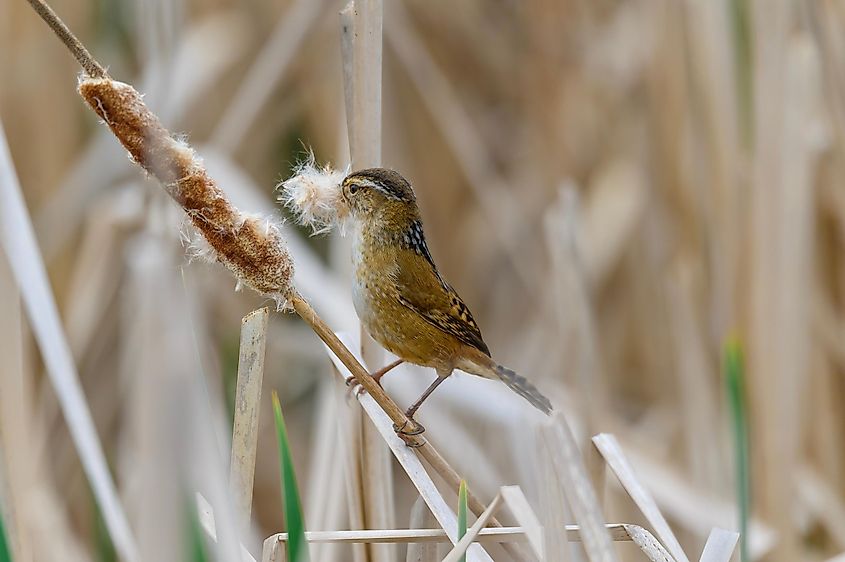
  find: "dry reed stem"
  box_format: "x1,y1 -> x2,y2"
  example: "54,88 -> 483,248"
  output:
340,3 -> 356,156
586,440 -> 606,510
697,528 -> 739,562
592,434 -> 688,562
197,494 -> 259,562
540,416 -> 618,562
347,0 -> 383,170
606,435 -> 776,559
340,395 -> 369,562
362,417 -> 396,560
748,7 -> 819,560
538,438 -> 572,561
230,307 -> 269,530
407,497 -> 439,562
258,520 -> 672,552
262,523 -> 660,545
340,6 -> 398,557
128,243 -> 196,560
337,374 -> 369,562
305,380 -> 347,562
499,486 -> 543,559
623,525 -> 675,562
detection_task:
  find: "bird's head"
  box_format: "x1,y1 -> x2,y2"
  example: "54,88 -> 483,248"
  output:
341,168 -> 418,222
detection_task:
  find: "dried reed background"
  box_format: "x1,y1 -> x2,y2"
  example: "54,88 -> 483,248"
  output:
0,0 -> 842,561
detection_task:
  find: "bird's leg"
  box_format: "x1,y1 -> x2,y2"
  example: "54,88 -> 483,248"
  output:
406,373 -> 450,418
344,358 -> 404,388
371,358 -> 403,384
393,374 -> 449,436
344,359 -> 404,402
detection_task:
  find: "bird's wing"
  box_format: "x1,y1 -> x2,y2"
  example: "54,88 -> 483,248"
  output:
395,246 -> 491,357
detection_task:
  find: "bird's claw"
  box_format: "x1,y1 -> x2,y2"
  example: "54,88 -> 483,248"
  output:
392,419 -> 426,437
344,375 -> 366,399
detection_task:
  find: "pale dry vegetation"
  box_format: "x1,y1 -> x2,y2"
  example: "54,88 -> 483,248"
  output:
0,0 -> 843,561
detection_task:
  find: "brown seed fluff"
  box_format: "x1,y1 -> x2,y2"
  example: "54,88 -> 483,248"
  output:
78,77 -> 294,302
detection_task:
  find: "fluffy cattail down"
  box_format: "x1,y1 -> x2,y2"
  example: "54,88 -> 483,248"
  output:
276,154 -> 349,235
78,77 -> 294,305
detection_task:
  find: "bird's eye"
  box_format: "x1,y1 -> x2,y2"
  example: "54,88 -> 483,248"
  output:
348,183 -> 360,195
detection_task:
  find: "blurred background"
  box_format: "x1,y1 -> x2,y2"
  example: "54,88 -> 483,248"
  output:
1,0 -> 843,560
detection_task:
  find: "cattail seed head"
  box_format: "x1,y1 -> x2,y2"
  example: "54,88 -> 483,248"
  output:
78,77 -> 294,305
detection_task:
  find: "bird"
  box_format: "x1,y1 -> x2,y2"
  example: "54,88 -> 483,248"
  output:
341,167 -> 553,435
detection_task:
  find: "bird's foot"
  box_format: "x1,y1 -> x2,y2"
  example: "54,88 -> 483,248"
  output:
346,359 -> 402,394
344,375 -> 366,399
392,418 -> 426,437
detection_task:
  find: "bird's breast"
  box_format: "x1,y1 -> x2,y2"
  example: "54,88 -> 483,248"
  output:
350,225 -> 398,329
348,221 -> 457,371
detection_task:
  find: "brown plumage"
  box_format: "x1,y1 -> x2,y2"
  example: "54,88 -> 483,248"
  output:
343,168 -> 553,434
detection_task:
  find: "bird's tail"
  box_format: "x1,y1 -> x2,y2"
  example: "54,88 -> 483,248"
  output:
457,351 -> 553,415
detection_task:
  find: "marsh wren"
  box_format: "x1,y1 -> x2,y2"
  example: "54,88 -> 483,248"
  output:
342,168 -> 553,434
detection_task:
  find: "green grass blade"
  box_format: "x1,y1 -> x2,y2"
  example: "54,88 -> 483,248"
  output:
272,391 -> 309,562
458,479 -> 468,562
725,339 -> 750,562
0,507 -> 12,562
